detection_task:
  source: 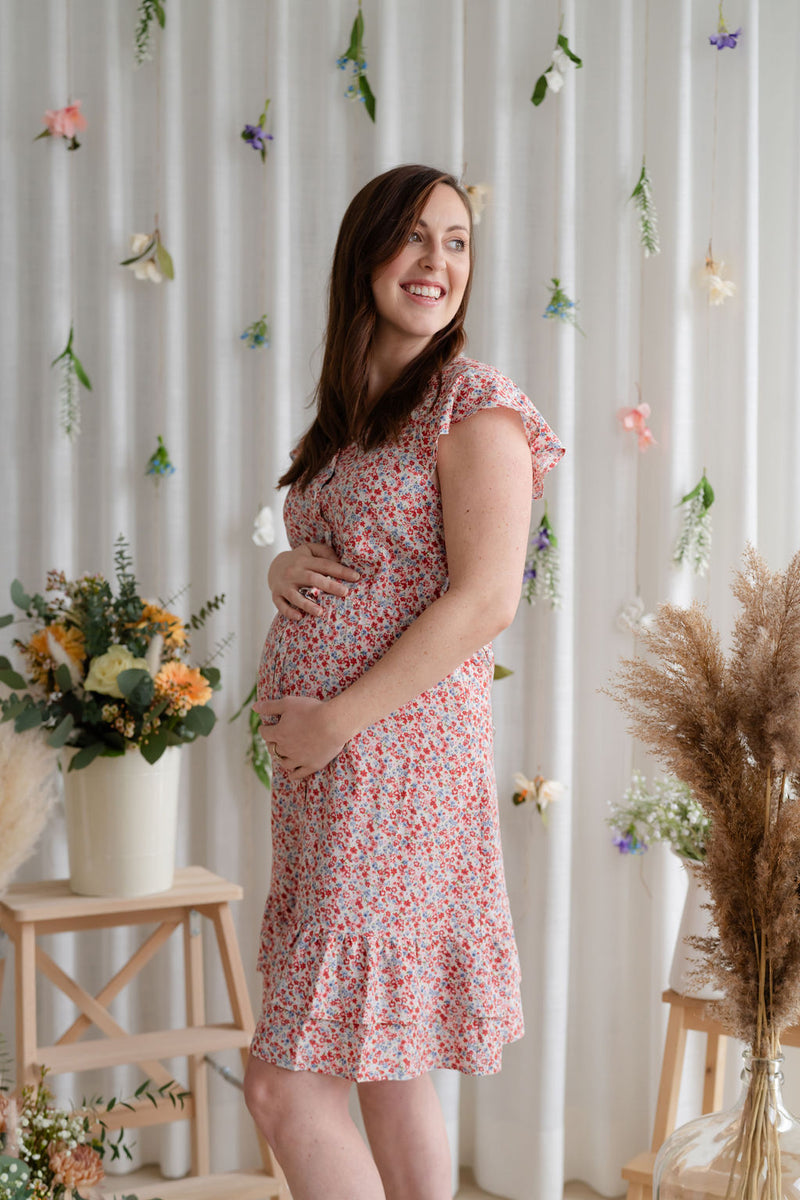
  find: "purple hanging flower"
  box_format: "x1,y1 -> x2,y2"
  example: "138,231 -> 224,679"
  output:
613,831 -> 648,855
709,4 -> 742,48
241,100 -> 274,163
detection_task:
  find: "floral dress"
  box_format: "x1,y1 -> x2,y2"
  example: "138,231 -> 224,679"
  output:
251,357 -> 564,1081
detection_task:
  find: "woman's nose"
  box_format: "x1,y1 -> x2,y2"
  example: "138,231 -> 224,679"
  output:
419,241 -> 446,271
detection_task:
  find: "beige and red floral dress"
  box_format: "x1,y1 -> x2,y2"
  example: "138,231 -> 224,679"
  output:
251,357 -> 564,1081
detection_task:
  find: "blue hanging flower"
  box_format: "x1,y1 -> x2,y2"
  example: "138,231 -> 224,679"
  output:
337,6 -> 375,121
240,314 -> 270,349
542,277 -> 585,334
145,434 -> 175,479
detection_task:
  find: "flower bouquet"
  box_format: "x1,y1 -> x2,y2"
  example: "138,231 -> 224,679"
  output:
609,545 -> 800,1200
0,538 -> 222,771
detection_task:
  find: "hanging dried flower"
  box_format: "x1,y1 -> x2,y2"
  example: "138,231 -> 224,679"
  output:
145,435 -> 175,480
135,0 -> 167,66
617,400 -> 656,450
241,313 -> 270,349
523,508 -> 561,608
512,771 -> 564,824
336,3 -> 375,122
542,277 -> 584,333
703,243 -> 736,305
241,99 -> 274,163
50,324 -> 92,439
252,505 -> 275,547
464,183 -> 491,225
709,2 -> 742,48
617,596 -> 656,636
120,229 -> 174,282
674,472 -> 714,576
629,157 -> 660,257
531,31 -> 583,105
34,101 -> 87,151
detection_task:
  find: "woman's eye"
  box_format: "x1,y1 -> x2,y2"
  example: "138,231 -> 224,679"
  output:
408,230 -> 422,243
447,238 -> 466,251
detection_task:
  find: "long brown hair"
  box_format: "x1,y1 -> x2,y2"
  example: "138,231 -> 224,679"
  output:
279,164 -> 474,489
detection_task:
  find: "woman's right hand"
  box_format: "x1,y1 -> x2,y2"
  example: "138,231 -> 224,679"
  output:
269,542 -> 360,619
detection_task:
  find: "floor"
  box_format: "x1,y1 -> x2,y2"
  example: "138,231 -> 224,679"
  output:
108,1165 -> 605,1199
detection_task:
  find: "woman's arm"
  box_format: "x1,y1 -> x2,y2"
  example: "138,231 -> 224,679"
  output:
256,406 -> 534,776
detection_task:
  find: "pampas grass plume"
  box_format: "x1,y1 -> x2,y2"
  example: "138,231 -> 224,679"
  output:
0,714 -> 59,894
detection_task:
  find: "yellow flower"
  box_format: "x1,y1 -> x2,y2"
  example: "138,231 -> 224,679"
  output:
154,661 -> 212,715
21,624 -> 85,686
84,645 -> 149,697
134,603 -> 187,649
48,1142 -> 104,1191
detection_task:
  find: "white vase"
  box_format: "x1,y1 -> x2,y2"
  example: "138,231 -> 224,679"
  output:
668,857 -> 723,1000
62,746 -> 181,898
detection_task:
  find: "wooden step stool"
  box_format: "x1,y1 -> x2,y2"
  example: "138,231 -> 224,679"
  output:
0,866 -> 288,1200
621,989 -> 800,1200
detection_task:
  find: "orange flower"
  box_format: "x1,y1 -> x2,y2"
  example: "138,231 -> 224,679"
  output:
155,661 -> 212,715
134,603 -> 187,649
48,1142 -> 104,1190
21,624 -> 85,686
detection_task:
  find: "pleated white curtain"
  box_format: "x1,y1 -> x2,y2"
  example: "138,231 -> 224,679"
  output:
2,2 -> 800,1198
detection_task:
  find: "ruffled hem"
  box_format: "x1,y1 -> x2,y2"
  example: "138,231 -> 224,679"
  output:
249,1008 -> 524,1082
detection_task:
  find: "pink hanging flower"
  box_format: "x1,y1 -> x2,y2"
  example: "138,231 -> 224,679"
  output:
37,100 -> 87,150
617,402 -> 656,451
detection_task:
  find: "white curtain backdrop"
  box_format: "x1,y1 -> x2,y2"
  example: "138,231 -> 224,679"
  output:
2,2 -> 800,1198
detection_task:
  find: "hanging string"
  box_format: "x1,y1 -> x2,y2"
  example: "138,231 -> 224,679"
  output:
633,0 -> 652,606
153,26 -> 165,579
701,52 -> 721,606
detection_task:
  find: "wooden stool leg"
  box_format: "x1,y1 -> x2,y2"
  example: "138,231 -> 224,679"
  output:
15,924 -> 37,1087
651,1001 -> 689,1149
0,930 -> 7,1010
210,904 -> 288,1195
184,908 -> 210,1176
702,1031 -> 727,1114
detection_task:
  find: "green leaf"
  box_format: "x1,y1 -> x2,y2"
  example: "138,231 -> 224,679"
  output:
0,612 -> 13,628
359,73 -> 376,122
10,579 -> 31,610
229,681 -> 257,723
68,742 -> 107,771
140,728 -> 169,764
156,0 -> 166,27
531,72 -> 549,106
181,704 -> 216,737
201,666 -> 221,690
15,705 -> 43,732
72,351 -> 92,391
117,668 -> 155,711
346,11 -> 363,59
557,33 -> 583,67
47,712 -> 75,748
493,663 -> 514,680
0,668 -> 28,690
155,241 -> 175,280
55,662 -> 74,693
0,1152 -> 30,1195
701,475 -> 715,509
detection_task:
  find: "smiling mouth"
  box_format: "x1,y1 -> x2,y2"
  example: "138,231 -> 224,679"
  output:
401,283 -> 445,300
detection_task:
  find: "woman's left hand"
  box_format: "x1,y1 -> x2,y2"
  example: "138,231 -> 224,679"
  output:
253,695 -> 349,779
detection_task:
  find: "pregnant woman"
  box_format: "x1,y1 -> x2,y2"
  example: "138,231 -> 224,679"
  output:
244,163 -> 564,1200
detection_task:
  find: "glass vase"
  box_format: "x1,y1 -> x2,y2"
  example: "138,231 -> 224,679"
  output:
654,1054 -> 800,1200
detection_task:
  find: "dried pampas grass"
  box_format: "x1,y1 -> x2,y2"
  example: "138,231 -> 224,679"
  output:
0,710 -> 60,894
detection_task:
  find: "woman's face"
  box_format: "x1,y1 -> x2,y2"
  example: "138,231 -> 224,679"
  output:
370,182 -> 471,356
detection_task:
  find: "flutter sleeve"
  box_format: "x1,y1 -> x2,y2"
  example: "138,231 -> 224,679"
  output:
432,359 -> 565,499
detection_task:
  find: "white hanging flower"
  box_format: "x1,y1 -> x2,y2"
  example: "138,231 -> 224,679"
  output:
617,596 -> 655,635
252,505 -> 275,547
512,771 -> 565,821
702,245 -> 736,306
464,182 -> 491,225
546,65 -> 566,92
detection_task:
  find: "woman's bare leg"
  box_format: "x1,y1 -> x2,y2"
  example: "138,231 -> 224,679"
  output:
356,1074 -> 452,1200
244,1054 -> 386,1200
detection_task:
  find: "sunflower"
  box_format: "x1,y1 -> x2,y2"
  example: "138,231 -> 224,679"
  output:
134,603 -> 187,649
154,661 -> 212,716
20,624 -> 86,686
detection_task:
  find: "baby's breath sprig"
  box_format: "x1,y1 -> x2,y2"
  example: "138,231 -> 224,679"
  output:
673,471 -> 714,576
629,157 -> 660,257
523,507 -> 561,609
135,0 -> 166,66
607,770 -> 710,861
336,3 -> 376,122
51,324 -> 92,439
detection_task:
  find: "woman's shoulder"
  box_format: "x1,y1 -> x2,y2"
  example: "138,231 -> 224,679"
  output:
437,355 -> 522,399
422,355 -> 532,429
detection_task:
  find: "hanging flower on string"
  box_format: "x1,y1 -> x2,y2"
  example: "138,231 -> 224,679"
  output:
241,99 -> 274,163
135,0 -> 167,66
629,157 -> 660,257
674,471 -> 715,576
512,772 -> 564,825
34,101 -> 87,151
523,508 -> 561,608
542,278 -> 584,334
336,3 -> 375,122
617,596 -> 655,636
617,398 -> 656,450
531,28 -> 582,106
145,435 -> 175,481
252,505 -> 276,547
241,314 -> 270,349
464,182 -> 491,226
702,243 -> 736,306
709,3 -> 742,48
51,325 -> 91,440
120,229 -> 174,282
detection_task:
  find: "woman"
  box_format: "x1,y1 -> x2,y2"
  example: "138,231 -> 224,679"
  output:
244,164 -> 564,1200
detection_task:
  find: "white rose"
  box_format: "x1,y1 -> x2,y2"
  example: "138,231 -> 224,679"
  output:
84,645 -> 149,698
252,505 -> 275,547
546,66 -> 565,92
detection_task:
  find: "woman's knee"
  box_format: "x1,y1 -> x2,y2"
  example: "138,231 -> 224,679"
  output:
244,1054 -> 286,1142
